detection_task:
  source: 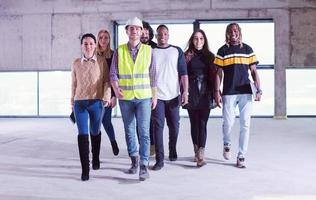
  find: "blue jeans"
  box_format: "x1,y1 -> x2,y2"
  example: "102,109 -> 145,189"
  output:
151,96 -> 180,162
119,98 -> 151,166
222,94 -> 252,158
102,107 -> 116,142
74,99 -> 104,136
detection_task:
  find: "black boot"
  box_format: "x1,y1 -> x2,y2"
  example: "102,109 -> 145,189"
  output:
78,135 -> 90,181
127,156 -> 139,174
111,140 -> 119,156
152,161 -> 164,171
90,132 -> 101,170
169,147 -> 178,161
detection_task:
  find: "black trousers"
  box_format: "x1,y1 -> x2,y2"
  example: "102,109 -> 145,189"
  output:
188,108 -> 211,148
152,96 -> 180,162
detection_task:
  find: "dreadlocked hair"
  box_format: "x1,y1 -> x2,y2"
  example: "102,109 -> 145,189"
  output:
225,23 -> 243,48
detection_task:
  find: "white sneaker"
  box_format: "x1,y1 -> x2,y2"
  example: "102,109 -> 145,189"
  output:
223,145 -> 231,160
236,157 -> 246,168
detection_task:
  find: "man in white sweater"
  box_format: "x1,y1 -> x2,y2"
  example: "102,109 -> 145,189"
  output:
151,24 -> 189,170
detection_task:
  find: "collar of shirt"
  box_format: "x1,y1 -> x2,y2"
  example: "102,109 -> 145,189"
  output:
127,42 -> 141,51
81,54 -> 97,64
127,42 -> 141,62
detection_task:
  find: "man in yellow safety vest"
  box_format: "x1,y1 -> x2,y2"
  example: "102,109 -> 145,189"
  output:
110,16 -> 157,181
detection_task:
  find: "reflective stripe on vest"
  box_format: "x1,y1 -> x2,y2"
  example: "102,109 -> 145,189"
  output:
118,44 -> 152,100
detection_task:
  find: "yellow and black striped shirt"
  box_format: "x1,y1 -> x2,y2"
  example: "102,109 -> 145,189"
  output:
214,43 -> 258,95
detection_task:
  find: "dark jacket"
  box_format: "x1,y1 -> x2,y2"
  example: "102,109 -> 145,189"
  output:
184,50 -> 215,110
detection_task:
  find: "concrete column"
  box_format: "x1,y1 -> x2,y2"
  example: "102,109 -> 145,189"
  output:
272,9 -> 290,119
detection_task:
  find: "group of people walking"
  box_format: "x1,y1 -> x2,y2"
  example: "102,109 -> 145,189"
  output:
70,16 -> 262,181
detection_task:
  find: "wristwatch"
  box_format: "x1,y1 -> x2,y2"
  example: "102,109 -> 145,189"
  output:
256,89 -> 263,95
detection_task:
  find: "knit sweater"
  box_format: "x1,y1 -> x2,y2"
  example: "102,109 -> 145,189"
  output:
71,56 -> 111,105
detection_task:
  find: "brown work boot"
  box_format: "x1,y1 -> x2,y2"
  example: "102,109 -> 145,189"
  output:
139,165 -> 149,181
197,147 -> 206,167
127,156 -> 139,174
193,144 -> 198,162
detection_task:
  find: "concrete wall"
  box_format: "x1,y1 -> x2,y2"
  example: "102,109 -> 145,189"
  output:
0,0 -> 316,117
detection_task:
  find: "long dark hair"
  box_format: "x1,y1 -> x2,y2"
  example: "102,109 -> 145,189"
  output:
185,29 -> 214,65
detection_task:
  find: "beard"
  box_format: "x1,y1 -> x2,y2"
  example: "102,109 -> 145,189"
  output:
141,37 -> 149,44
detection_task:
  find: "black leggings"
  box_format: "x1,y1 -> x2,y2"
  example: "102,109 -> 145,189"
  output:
188,109 -> 211,148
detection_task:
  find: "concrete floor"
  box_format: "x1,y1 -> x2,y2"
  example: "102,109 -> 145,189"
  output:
0,117 -> 315,200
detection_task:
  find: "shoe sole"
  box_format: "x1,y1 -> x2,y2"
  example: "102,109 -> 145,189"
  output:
126,169 -> 138,174
152,166 -> 163,171
197,161 -> 207,167
139,174 -> 149,181
169,158 -> 177,161
236,160 -> 246,168
223,155 -> 230,160
223,151 -> 231,160
81,175 -> 89,181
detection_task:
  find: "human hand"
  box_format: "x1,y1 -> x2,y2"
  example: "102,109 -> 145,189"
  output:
103,101 -> 110,107
114,88 -> 124,99
181,93 -> 188,106
255,92 -> 262,101
151,97 -> 157,110
214,90 -> 222,108
110,96 -> 117,108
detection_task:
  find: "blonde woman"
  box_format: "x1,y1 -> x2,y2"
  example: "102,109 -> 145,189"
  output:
96,30 -> 120,156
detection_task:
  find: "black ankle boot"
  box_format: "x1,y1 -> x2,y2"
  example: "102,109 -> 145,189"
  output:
111,140 -> 119,156
169,148 -> 178,161
90,132 -> 101,170
127,156 -> 139,174
78,135 -> 90,181
152,161 -> 164,171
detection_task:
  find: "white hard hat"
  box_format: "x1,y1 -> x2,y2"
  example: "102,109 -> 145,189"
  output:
125,17 -> 143,29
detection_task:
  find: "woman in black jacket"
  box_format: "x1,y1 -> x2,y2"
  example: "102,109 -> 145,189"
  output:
184,29 -> 216,167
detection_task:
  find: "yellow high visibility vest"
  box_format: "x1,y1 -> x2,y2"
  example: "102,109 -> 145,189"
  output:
118,43 -> 152,100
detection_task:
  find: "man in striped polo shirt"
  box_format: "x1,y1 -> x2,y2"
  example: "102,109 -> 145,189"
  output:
214,23 -> 262,168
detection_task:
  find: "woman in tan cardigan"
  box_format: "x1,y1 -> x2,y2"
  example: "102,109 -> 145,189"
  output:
71,33 -> 111,181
